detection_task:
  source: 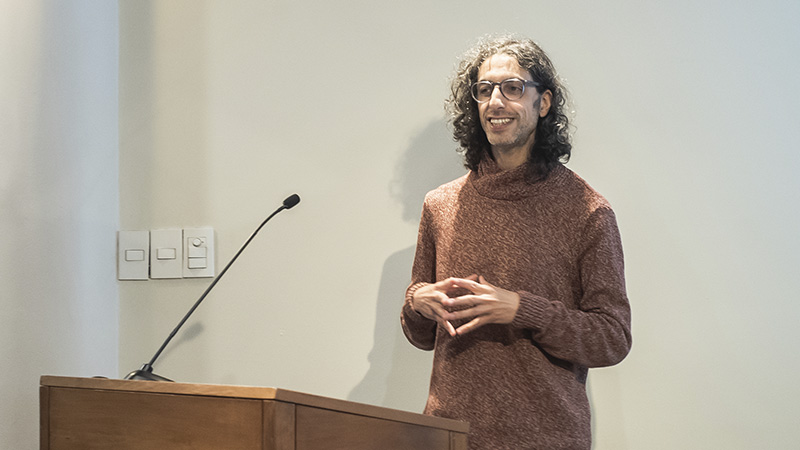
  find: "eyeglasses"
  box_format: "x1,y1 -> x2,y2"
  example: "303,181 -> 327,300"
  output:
470,78 -> 539,103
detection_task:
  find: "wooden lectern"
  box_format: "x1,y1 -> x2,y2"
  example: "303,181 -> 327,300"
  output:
40,376 -> 468,450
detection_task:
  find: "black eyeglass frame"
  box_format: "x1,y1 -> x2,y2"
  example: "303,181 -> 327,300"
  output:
470,78 -> 540,103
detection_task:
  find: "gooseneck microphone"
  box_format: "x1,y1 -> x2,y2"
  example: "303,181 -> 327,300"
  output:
124,194 -> 301,381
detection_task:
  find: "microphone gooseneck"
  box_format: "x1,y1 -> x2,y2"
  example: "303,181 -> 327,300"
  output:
124,194 -> 301,382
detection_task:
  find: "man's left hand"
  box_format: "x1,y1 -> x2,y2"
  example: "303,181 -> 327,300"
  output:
442,275 -> 521,335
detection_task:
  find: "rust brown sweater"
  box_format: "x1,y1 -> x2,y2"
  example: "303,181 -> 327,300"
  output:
401,158 -> 632,449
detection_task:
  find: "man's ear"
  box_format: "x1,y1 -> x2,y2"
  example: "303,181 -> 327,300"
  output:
539,90 -> 553,118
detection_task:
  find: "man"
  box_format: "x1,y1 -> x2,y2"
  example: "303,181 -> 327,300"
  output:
400,35 -> 632,449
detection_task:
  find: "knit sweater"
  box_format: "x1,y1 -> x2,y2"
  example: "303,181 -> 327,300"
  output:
401,158 -> 632,449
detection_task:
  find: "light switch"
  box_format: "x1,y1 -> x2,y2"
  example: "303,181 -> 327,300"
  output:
150,229 -> 183,279
187,257 -> 208,269
183,227 -> 215,278
118,231 -> 149,280
157,248 -> 177,260
125,249 -> 146,261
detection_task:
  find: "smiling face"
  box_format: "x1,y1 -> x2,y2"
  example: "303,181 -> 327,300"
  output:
477,53 -> 551,167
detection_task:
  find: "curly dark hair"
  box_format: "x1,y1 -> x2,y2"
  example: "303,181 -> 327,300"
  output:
446,35 -> 572,182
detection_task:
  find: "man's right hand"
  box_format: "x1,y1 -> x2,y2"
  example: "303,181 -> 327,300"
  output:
411,275 -> 478,336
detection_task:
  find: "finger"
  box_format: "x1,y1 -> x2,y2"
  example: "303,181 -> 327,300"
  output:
428,302 -> 454,320
419,290 -> 450,306
433,277 -> 469,293
430,278 -> 455,291
442,320 -> 457,337
448,278 -> 488,294
444,294 -> 497,308
433,290 -> 453,305
445,305 -> 491,320
455,317 -> 483,335
414,295 -> 453,322
447,274 -> 478,282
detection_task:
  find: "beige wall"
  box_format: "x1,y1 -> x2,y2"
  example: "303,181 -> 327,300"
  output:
0,1 -> 119,448
1,1 -> 792,449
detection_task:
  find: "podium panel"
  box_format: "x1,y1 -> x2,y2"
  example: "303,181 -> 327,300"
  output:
46,387 -> 263,448
295,405 -> 450,450
40,376 -> 468,450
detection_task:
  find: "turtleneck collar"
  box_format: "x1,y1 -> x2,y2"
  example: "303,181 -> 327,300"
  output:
468,156 -> 567,201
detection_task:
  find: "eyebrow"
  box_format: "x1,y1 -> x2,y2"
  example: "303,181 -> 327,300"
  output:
477,77 -> 534,83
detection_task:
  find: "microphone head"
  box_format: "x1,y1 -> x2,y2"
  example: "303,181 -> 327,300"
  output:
283,194 -> 301,209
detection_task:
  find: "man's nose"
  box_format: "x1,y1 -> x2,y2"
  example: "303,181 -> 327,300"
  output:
488,85 -> 505,107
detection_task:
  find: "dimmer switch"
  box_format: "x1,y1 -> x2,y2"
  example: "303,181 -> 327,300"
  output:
183,227 -> 215,278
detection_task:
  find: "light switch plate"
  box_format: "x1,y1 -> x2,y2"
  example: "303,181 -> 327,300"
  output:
118,230 -> 149,280
183,227 -> 215,278
150,229 -> 183,279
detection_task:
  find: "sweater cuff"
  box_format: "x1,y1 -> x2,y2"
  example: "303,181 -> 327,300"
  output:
511,291 -> 551,331
403,282 -> 432,324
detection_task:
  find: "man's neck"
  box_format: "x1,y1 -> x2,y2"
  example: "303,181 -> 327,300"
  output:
492,146 -> 529,171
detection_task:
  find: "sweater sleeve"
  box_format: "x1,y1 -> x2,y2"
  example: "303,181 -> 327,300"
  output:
511,206 -> 632,368
400,200 -> 438,351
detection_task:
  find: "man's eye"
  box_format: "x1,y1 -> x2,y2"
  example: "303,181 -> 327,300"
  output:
504,83 -> 523,95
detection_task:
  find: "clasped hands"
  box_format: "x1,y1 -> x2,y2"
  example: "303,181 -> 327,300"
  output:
411,275 -> 520,336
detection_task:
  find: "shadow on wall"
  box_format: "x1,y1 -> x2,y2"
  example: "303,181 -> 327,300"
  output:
347,119 -> 466,412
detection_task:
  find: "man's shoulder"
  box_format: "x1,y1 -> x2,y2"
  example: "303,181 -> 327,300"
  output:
556,165 -> 613,208
424,172 -> 470,203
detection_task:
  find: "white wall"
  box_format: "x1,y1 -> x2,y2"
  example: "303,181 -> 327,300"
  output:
118,1 -> 800,449
0,0 -> 119,448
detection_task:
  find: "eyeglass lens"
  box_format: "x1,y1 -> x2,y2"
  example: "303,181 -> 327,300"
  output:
472,79 -> 527,102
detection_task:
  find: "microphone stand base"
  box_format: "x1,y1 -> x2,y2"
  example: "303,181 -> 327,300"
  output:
123,364 -> 173,382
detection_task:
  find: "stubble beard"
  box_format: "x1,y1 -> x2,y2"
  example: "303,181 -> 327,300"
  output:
483,97 -> 541,155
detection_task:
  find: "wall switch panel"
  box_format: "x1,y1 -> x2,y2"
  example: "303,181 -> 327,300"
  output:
150,229 -> 183,279
183,227 -> 215,278
118,230 -> 149,280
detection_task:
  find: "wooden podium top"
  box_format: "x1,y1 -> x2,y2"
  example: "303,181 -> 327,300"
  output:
40,375 -> 468,433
